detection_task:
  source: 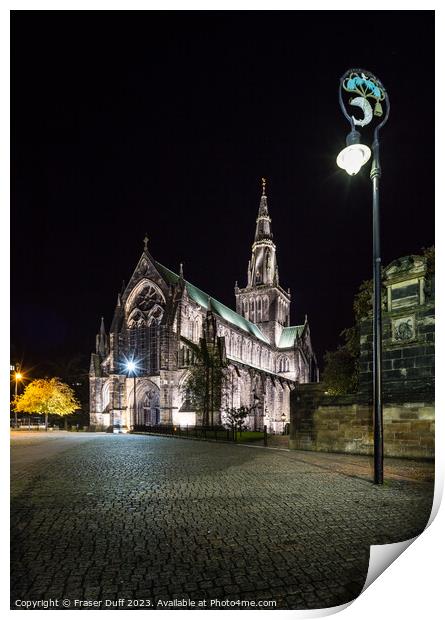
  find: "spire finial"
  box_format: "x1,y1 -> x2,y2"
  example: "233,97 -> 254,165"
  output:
261,177 -> 266,196
179,262 -> 184,278
143,234 -> 149,252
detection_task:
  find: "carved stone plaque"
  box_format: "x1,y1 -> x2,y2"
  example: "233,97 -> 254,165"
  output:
392,315 -> 416,343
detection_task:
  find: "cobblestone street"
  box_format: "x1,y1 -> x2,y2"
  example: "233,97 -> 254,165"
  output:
11,432 -> 434,610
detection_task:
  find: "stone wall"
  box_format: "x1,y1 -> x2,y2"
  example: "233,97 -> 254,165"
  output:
289,253 -> 435,460
359,254 -> 434,404
289,384 -> 434,459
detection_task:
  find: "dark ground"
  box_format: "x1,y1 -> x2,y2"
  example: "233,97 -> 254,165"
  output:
11,432 -> 434,610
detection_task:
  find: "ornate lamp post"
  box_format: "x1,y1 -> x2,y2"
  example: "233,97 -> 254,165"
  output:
337,69 -> 390,485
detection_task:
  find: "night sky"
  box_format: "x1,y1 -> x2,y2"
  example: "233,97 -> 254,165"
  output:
11,11 -> 435,377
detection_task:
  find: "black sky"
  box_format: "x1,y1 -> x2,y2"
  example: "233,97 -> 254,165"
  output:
11,11 -> 435,375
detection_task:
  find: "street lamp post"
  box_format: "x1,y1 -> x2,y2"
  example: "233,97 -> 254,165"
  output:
14,371 -> 23,428
125,360 -> 138,430
133,373 -> 137,428
281,412 -> 286,435
337,69 -> 390,485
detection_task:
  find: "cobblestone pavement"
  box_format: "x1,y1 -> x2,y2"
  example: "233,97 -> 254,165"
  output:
243,443 -> 435,482
11,432 -> 434,610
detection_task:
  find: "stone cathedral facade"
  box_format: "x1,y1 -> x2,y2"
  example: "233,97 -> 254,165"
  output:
89,184 -> 318,432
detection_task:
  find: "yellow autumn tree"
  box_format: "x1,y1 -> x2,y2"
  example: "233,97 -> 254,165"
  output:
13,377 -> 80,429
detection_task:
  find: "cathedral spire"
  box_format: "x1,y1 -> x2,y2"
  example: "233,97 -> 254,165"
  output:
110,295 -> 124,333
254,178 -> 273,242
246,179 -> 277,287
235,180 -> 291,344
97,316 -> 107,357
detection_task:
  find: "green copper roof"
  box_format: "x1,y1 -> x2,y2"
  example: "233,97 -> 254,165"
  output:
277,325 -> 304,349
155,261 -> 270,345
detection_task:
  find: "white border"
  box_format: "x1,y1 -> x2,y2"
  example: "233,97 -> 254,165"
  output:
3,4 -> 442,619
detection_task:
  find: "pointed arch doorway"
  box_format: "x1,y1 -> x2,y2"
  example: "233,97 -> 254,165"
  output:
141,387 -> 160,426
129,378 -> 160,427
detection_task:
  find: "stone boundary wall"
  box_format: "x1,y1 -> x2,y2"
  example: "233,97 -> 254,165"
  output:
289,384 -> 434,459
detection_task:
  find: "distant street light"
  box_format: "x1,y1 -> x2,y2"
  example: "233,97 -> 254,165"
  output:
337,69 -> 390,485
281,412 -> 286,435
253,394 -> 260,431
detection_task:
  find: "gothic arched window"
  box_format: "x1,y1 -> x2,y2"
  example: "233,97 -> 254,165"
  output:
278,356 -> 290,373
253,344 -> 259,366
246,340 -> 252,363
102,382 -> 110,411
263,296 -> 269,321
126,280 -> 165,329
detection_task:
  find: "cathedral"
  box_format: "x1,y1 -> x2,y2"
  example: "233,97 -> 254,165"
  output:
89,181 -> 318,433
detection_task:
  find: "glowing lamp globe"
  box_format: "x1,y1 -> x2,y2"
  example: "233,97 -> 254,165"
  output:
337,143 -> 371,176
126,361 -> 137,373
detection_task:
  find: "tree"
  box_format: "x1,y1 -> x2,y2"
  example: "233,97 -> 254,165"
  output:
322,348 -> 358,396
423,245 -> 435,300
322,279 -> 372,396
46,353 -> 90,413
181,336 -> 227,426
223,406 -> 251,437
13,378 -> 80,430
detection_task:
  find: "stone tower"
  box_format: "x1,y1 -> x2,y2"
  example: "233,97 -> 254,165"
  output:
235,179 -> 291,346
